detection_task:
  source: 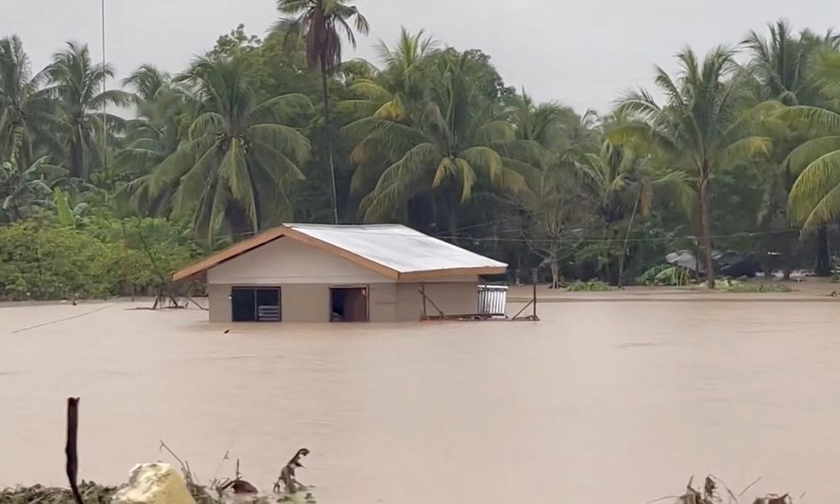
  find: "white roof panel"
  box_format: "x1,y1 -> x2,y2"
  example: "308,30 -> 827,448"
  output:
285,223 -> 507,274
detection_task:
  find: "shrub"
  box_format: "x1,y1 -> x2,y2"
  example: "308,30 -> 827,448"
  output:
0,217 -> 200,300
0,222 -> 115,299
636,264 -> 691,286
566,280 -> 614,292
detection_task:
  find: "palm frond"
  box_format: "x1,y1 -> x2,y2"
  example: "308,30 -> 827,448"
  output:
248,93 -> 312,123
363,142 -> 438,220
784,136 -> 840,176
718,136 -> 773,167
789,150 -> 840,228
247,123 -> 311,164
781,105 -> 840,131
460,146 -> 503,183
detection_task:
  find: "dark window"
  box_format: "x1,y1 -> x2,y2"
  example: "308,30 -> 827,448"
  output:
231,287 -> 281,322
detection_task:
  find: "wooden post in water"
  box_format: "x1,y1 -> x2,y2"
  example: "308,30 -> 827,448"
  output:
65,397 -> 83,504
531,268 -> 538,319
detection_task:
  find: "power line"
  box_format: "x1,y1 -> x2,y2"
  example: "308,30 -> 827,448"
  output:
200,223 -> 801,247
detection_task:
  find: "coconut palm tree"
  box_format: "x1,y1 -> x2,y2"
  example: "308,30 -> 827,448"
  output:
743,20 -> 834,106
275,0 -> 370,224
615,47 -> 771,288
123,64 -> 172,105
785,103 -> 840,232
46,41 -> 130,181
744,21 -> 840,275
0,36 -> 52,169
347,52 -> 533,239
145,56 -> 313,240
118,65 -> 191,216
577,139 -> 693,284
340,27 -> 439,122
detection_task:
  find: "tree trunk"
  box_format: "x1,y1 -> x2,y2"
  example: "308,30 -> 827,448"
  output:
70,134 -> 85,181
783,232 -> 798,280
698,175 -> 715,288
815,225 -> 831,277
448,211 -> 458,244
549,259 -> 559,289
320,59 -> 339,225
617,189 -> 641,288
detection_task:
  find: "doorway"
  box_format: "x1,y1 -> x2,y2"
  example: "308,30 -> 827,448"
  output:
330,287 -> 369,322
231,287 -> 281,322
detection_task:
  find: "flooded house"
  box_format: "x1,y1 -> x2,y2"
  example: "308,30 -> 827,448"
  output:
172,224 -> 508,322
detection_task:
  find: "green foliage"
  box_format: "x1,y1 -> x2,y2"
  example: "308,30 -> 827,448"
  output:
0,220 -> 114,299
0,216 -> 198,300
566,280 -> 614,292
636,264 -> 691,286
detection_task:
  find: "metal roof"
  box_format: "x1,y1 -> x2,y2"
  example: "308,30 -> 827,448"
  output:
173,223 -> 508,282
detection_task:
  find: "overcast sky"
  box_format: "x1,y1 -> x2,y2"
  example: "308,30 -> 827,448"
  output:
3,0 -> 839,113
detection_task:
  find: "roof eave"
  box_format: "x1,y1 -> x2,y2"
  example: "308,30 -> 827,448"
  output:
171,226 -> 289,282
398,266 -> 508,282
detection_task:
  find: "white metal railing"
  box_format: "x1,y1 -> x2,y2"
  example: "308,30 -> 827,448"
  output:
477,285 -> 508,316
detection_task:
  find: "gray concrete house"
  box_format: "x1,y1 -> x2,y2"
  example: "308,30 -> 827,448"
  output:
173,224 -> 507,322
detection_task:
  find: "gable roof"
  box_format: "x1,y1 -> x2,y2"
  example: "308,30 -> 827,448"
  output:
172,224 -> 508,282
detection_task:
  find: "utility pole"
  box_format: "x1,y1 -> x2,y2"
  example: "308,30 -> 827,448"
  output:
101,0 -> 108,182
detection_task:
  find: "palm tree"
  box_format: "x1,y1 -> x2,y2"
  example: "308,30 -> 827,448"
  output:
340,27 -> 439,122
577,138 -> 693,284
506,92 -> 575,149
616,47 -> 771,288
46,41 -> 130,181
500,94 -> 599,286
347,52 -> 533,239
275,0 -> 370,224
123,64 -> 172,105
145,56 -> 312,240
119,65 -> 188,216
743,20 -> 833,106
745,21 -> 840,275
785,101 -> 840,234
0,36 -> 52,169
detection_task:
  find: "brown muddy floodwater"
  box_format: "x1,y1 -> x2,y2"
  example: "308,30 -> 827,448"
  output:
2,298 -> 840,503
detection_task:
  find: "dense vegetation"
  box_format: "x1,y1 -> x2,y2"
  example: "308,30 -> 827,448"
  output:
2,1 -> 840,298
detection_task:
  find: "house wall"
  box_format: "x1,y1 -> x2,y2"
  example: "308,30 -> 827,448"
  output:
208,237 -> 388,285
208,283 -> 233,323
395,281 -> 479,321
207,280 -> 479,322
369,283 -> 397,322
208,283 -> 330,322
